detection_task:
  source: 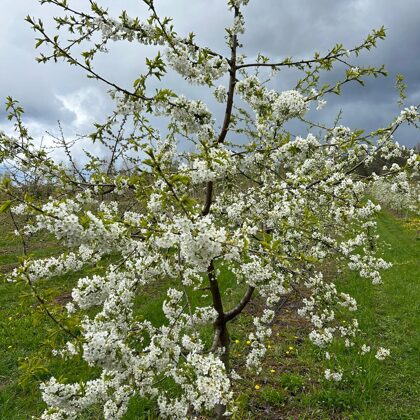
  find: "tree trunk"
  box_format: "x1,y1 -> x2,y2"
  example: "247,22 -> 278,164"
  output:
215,321 -> 230,371
213,321 -> 230,419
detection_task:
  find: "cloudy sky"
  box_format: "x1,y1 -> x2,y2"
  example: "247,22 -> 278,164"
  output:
1,0 -> 419,152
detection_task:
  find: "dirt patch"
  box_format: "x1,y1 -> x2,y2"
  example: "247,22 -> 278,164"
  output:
0,263 -> 19,274
53,292 -> 73,306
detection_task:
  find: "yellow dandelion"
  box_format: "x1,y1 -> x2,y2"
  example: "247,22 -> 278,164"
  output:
255,384 -> 261,390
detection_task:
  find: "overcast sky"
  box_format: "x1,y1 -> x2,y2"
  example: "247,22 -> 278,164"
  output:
1,0 -> 419,152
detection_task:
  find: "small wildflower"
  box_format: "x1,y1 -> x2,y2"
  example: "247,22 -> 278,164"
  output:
375,347 -> 390,360
235,339 -> 240,344
324,369 -> 343,382
360,344 -> 370,355
288,346 -> 294,350
270,369 -> 276,373
254,384 -> 260,390
246,340 -> 251,345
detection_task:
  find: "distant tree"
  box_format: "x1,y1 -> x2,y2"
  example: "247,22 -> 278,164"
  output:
0,1 -> 419,418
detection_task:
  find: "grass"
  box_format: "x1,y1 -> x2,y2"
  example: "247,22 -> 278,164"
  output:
0,210 -> 419,419
337,212 -> 420,418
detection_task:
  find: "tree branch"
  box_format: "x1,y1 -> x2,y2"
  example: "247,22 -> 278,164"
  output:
201,6 -> 239,216
208,260 -> 225,324
225,285 -> 255,322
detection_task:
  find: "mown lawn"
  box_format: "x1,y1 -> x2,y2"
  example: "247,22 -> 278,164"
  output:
0,210 -> 418,419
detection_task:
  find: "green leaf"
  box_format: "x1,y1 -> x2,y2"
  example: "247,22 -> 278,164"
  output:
0,200 -> 12,213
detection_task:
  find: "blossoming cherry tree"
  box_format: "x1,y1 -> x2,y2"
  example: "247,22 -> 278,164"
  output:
0,0 -> 419,418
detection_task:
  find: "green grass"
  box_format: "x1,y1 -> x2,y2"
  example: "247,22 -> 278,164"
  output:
0,211 -> 419,419
334,211 -> 420,419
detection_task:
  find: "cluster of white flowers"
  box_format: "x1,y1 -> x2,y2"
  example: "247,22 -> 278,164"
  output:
370,173 -> 420,215
38,277 -> 234,419
316,98 -> 327,110
324,369 -> 343,382
213,85 -> 228,103
10,245 -> 98,283
360,344 -> 371,354
236,76 -> 307,129
166,43 -> 229,86
156,215 -> 227,271
273,90 -> 307,120
246,309 -> 275,371
230,14 -> 245,34
395,105 -> 419,125
327,125 -> 354,146
233,255 -> 275,287
375,347 -> 390,360
348,254 -> 392,285
189,146 -> 235,184
297,273 -> 362,352
95,16 -> 165,45
348,67 -> 361,77
168,96 -> 215,138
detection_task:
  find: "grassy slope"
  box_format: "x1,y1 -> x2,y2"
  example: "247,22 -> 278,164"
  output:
343,212 -> 420,419
299,211 -> 420,419
0,211 -> 418,419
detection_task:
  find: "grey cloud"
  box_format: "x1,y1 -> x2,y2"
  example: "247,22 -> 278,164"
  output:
0,0 -> 419,148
